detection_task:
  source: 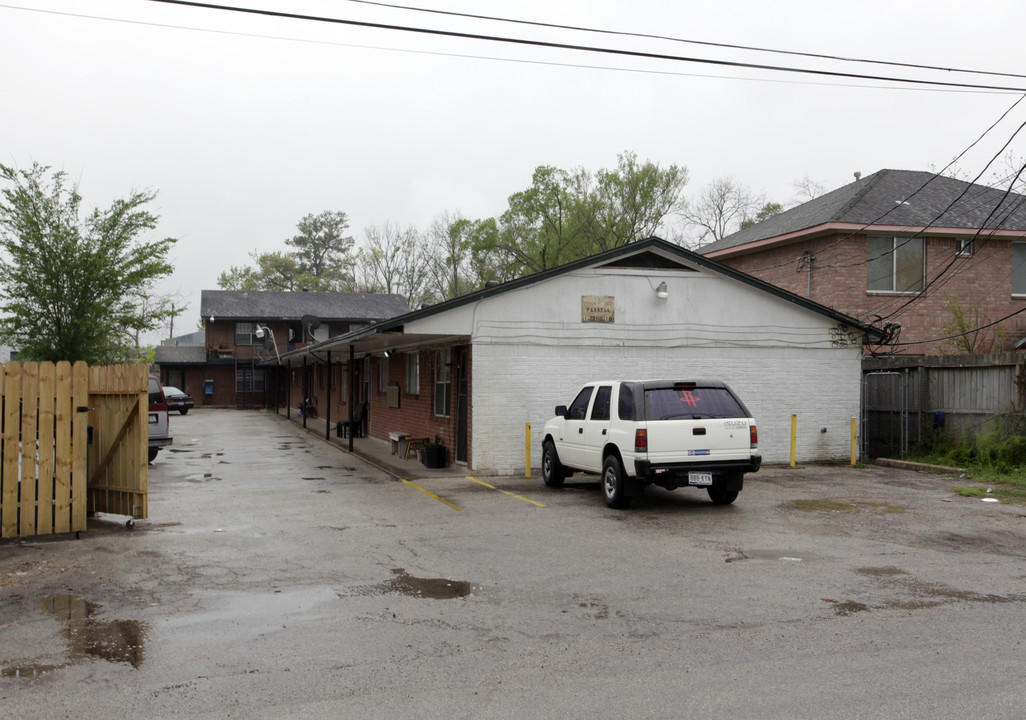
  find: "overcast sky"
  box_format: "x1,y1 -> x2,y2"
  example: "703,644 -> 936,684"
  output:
4,0 -> 1026,345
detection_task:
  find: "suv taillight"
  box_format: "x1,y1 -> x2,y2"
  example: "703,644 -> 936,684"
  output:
634,428 -> 648,453
750,424 -> 758,448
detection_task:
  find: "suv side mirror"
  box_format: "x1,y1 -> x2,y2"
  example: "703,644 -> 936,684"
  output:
555,405 -> 568,418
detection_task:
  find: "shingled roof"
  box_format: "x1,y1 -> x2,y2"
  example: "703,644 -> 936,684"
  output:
200,290 -> 411,322
699,169 -> 1026,255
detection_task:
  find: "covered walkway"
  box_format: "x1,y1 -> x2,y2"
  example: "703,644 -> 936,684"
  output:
273,407 -> 470,480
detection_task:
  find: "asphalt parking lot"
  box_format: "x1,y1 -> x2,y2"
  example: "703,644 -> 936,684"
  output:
3,409 -> 1026,719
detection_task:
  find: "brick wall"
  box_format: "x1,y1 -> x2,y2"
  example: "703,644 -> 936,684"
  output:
296,347 -> 471,467
718,233 -> 1026,353
471,343 -> 863,474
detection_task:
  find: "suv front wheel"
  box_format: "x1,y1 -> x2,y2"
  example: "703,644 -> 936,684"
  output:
542,440 -> 565,488
602,455 -> 632,509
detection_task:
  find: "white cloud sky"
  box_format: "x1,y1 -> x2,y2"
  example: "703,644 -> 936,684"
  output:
3,0 -> 1026,344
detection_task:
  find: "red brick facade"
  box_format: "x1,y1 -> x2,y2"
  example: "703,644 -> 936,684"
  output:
288,345 -> 473,468
715,233 -> 1026,354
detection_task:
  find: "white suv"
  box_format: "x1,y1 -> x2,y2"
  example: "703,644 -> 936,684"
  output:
542,380 -> 760,508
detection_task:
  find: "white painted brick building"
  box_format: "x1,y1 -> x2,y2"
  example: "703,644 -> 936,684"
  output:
295,238 -> 882,475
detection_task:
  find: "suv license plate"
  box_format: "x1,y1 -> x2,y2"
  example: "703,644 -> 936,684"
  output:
688,472 -> 713,486
149,413 -> 158,424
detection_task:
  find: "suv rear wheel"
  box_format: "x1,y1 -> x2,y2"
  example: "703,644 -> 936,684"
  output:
602,455 -> 632,509
707,475 -> 741,505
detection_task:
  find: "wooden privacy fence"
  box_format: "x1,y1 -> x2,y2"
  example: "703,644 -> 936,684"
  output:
0,362 -> 148,539
863,352 -> 1026,457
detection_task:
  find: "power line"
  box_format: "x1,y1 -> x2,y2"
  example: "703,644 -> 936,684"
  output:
3,3 -> 1009,95
342,0 -> 1026,84
145,0 -> 1026,93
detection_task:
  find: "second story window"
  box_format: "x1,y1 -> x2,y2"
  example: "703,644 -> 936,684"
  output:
867,236 -> 924,293
235,322 -> 255,345
1013,241 -> 1026,296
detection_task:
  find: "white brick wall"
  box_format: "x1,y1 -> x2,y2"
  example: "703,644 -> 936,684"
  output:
470,343 -> 863,475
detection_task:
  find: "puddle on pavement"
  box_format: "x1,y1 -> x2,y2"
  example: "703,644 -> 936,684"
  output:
379,568 -> 473,599
792,498 -> 906,514
2,594 -> 147,677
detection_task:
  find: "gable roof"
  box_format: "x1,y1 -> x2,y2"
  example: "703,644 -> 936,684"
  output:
154,345 -> 206,364
200,290 -> 411,322
286,237 -> 884,359
699,169 -> 1026,255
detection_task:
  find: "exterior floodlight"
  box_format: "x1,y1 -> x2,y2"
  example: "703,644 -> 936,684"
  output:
255,324 -> 280,362
383,350 -> 390,358
655,281 -> 669,299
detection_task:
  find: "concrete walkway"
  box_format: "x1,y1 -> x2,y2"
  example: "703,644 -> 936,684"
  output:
273,406 -> 471,480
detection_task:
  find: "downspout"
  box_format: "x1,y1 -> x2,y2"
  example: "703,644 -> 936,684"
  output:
302,355 -> 308,430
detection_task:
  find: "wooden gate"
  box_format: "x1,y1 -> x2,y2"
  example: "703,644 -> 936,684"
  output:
0,361 -> 147,539
86,364 -> 148,520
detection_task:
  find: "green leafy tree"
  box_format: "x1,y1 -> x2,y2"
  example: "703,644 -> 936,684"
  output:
941,294 -> 1007,354
0,162 -> 176,364
217,211 -> 356,291
740,201 -> 784,230
588,151 -> 689,251
426,212 -> 482,301
490,153 -> 689,274
287,210 -> 355,290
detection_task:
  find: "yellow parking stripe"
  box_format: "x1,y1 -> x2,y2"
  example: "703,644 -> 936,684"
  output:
401,479 -> 463,512
468,477 -> 547,507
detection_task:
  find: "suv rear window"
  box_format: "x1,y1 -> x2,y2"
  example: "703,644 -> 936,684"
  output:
644,386 -> 746,420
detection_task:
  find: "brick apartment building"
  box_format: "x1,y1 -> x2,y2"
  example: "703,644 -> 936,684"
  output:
699,170 -> 1026,354
155,290 -> 410,407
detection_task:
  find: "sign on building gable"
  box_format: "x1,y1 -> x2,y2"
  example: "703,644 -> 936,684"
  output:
582,295 -> 615,323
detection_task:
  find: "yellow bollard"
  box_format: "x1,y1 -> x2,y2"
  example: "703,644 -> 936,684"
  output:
525,422 -> 532,478
790,414 -> 797,468
851,417 -> 858,466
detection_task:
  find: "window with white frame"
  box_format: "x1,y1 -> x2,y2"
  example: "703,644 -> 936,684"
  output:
956,238 -> 973,256
235,321 -> 255,345
434,349 -> 451,417
405,352 -> 420,394
1013,241 -> 1026,295
379,356 -> 390,393
866,236 -> 924,292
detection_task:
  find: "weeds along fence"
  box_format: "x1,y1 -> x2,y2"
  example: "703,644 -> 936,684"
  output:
862,352 -> 1026,458
0,362 -> 148,539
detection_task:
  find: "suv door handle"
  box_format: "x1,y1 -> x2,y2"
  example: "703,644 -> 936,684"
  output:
578,428 -> 584,434
602,429 -> 607,435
